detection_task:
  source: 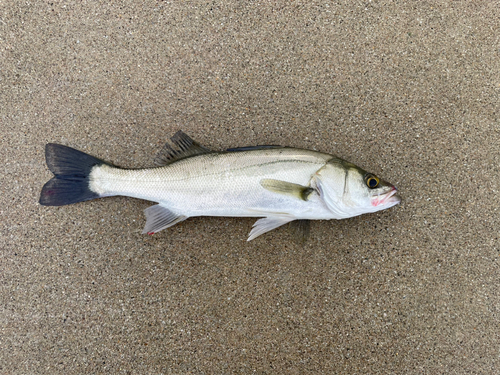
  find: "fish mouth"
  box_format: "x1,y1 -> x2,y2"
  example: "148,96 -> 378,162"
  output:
371,187 -> 401,208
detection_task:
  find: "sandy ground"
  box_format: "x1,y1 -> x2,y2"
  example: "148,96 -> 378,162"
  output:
1,1 -> 500,373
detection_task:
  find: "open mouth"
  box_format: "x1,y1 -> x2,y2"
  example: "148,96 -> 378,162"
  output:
371,187 -> 401,207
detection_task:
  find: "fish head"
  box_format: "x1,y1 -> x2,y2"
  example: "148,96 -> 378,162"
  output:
314,159 -> 401,219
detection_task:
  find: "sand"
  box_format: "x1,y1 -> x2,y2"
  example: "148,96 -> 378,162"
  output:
1,1 -> 499,373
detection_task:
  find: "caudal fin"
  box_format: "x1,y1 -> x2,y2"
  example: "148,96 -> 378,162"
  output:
39,143 -> 109,206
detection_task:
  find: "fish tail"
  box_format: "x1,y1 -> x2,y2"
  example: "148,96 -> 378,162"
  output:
39,143 -> 110,206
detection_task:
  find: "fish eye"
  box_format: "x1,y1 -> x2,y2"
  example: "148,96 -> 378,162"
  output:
365,174 -> 380,189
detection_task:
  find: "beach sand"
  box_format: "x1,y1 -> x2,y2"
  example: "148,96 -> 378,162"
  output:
1,1 -> 499,373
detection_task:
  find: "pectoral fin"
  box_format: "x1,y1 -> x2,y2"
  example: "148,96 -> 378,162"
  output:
260,179 -> 314,201
142,204 -> 187,235
247,216 -> 295,241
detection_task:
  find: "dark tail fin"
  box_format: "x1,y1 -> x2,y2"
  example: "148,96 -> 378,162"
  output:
39,144 -> 109,206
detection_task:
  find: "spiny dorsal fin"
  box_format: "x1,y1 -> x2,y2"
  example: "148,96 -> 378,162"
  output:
154,131 -> 211,166
260,179 -> 314,201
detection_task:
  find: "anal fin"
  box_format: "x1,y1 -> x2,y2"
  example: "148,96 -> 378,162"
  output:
247,216 -> 295,241
142,204 -> 187,235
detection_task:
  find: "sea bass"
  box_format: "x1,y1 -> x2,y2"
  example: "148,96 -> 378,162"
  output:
40,131 -> 400,241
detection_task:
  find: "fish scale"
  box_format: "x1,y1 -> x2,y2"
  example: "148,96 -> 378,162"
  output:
90,150 -> 331,216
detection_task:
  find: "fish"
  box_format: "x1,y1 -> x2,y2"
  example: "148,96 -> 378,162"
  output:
39,131 -> 401,241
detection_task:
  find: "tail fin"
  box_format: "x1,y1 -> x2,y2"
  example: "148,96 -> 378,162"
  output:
39,143 -> 109,206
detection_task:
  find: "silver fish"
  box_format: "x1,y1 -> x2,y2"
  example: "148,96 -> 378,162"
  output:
40,131 -> 400,241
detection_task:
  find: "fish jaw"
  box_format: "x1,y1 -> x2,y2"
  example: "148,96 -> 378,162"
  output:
371,186 -> 401,209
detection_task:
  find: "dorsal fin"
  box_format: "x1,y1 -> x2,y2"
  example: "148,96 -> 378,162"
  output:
226,145 -> 281,152
154,131 -> 212,166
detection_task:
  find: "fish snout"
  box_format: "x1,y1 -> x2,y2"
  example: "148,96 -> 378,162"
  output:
372,186 -> 401,207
